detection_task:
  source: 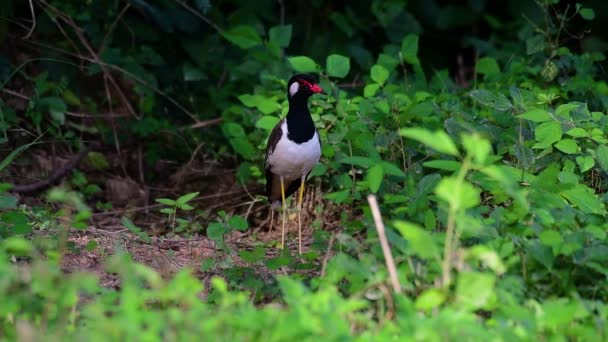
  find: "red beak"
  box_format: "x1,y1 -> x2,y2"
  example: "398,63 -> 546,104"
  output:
310,83 -> 326,94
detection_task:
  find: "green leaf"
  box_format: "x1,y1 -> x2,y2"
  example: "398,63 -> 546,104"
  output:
469,89 -> 512,111
269,24 -> 292,47
326,54 -> 350,78
207,222 -> 225,241
400,34 -> 419,65
366,164 -> 384,193
228,215 -> 248,231
221,25 -> 262,49
462,134 -> 492,165
539,230 -> 563,248
363,84 -> 380,97
579,7 -> 595,20
256,116 -> 280,131
177,191 -> 199,205
159,208 -> 173,214
435,177 -> 480,210
554,139 -> 578,154
561,184 -> 606,215
456,272 -> 496,310
595,145 -> 608,173
0,134 -> 43,172
422,160 -> 462,171
400,128 -> 459,156
576,156 -> 594,173
155,198 -> 176,206
517,108 -> 551,122
533,121 -> 562,149
415,288 -> 446,311
526,35 -> 546,55
39,97 -> 67,125
370,65 -> 389,85
476,57 -> 500,76
394,221 -> 440,260
288,56 -> 317,72
0,194 -> 18,209
565,127 -> 587,138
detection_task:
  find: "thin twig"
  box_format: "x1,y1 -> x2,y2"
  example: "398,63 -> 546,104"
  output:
24,0 -> 37,39
367,194 -> 402,294
174,0 -> 222,33
98,3 -> 131,55
320,231 -> 336,277
187,118 -> 223,130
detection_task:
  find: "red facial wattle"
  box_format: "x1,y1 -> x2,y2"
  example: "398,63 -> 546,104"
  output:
299,79 -> 325,94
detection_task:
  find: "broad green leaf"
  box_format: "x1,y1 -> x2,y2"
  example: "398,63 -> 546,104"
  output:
221,25 -> 262,49
517,108 -> 551,122
476,57 -> 500,76
269,24 -> 292,47
539,230 -> 563,248
554,139 -> 578,154
468,246 -> 506,275
526,35 -> 546,55
435,177 -> 480,210
288,56 -> 317,72
394,221 -> 440,260
380,161 -> 406,178
579,7 -> 595,20
238,94 -> 280,114
456,272 -> 496,310
3,211 -> 32,234
566,127 -> 588,138
576,156 -> 594,173
596,145 -> 608,174
255,116 -> 280,130
0,194 -> 18,209
39,97 -> 67,125
228,215 -> 248,231
364,84 -> 380,97
533,121 -> 562,149
509,86 -> 525,109
326,54 -> 350,78
541,299 -> 581,329
177,191 -> 199,205
155,198 -> 176,206
462,134 -> 492,165
415,288 -> 446,311
422,160 -> 462,171
561,184 -> 606,215
207,222 -> 225,241
400,128 -> 459,156
370,65 -> 389,85
469,89 -> 512,111
366,164 -> 384,193
555,103 -> 578,119
338,156 -> 376,168
401,34 -> 419,65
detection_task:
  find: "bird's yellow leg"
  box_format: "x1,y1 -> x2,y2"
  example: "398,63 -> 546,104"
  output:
297,177 -> 305,255
280,176 -> 286,250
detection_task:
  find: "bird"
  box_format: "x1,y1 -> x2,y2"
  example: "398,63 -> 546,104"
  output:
264,73 -> 325,254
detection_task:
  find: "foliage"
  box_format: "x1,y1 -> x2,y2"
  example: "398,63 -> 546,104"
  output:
1,0 -> 608,340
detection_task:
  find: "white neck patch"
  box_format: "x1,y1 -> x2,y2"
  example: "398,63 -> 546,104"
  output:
289,82 -> 299,97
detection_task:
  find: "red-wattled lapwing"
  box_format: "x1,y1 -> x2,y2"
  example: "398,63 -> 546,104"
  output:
265,74 -> 325,254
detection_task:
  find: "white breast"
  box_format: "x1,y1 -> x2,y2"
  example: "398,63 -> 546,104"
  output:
267,121 -> 321,181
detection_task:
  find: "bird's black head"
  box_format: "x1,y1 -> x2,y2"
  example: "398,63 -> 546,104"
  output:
287,73 -> 325,101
